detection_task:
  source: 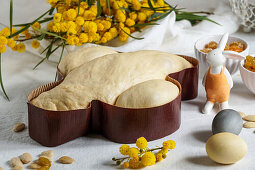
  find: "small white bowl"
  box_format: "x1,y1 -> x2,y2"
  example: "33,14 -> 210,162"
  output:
239,56 -> 255,95
194,35 -> 249,76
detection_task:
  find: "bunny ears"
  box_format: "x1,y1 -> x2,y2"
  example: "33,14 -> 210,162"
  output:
217,33 -> 229,51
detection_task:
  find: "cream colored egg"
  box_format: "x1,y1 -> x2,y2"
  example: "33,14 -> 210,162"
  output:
206,132 -> 247,164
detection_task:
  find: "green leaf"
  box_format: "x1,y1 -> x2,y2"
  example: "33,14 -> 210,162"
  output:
55,43 -> 65,81
148,12 -> 164,21
163,0 -> 173,8
13,17 -> 53,27
117,2 -> 125,15
141,6 -> 170,12
33,39 -> 57,69
33,55 -> 48,70
47,43 -> 61,60
136,27 -> 142,32
9,7 -> 54,38
9,0 -> 13,33
32,26 -> 66,40
38,17 -> 54,24
176,13 -> 220,25
13,23 -> 28,27
49,7 -> 55,15
57,43 -> 65,65
120,7 -> 131,13
121,28 -> 144,40
78,0 -> 81,15
40,43 -> 51,55
148,0 -> 155,11
106,0 -> 111,15
130,22 -> 159,27
45,44 -> 54,60
97,0 -> 102,17
37,34 -> 45,40
0,53 -> 10,101
149,7 -> 175,22
142,5 -> 180,12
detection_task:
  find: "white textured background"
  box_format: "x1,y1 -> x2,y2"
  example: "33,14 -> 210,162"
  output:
0,0 -> 255,169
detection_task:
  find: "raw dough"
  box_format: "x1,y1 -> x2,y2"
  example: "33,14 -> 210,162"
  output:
58,46 -> 118,76
32,50 -> 192,111
115,79 -> 179,108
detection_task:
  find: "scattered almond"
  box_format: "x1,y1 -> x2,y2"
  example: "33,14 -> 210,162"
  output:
29,163 -> 41,169
10,157 -> 23,167
238,111 -> 246,118
20,153 -> 32,164
58,156 -> 75,164
38,156 -> 51,167
243,122 -> 255,128
12,166 -> 23,170
13,123 -> 26,132
37,166 -> 50,170
41,150 -> 54,158
243,115 -> 255,122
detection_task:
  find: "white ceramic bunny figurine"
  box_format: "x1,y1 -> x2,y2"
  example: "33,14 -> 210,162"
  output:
202,33 -> 233,114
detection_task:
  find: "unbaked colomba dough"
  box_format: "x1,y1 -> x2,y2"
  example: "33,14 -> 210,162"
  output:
58,46 -> 118,76
31,50 -> 192,111
115,79 -> 179,108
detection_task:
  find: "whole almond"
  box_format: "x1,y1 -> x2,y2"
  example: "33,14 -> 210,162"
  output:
20,153 -> 32,164
12,166 -> 23,170
40,155 -> 52,162
38,156 -> 51,166
29,163 -> 41,169
243,115 -> 255,122
13,123 -> 26,132
38,167 -> 50,170
41,150 -> 54,158
238,111 -> 246,118
58,156 -> 75,164
10,157 -> 23,167
243,122 -> 255,128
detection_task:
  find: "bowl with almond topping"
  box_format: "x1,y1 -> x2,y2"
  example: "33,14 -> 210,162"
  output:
195,35 -> 249,75
240,55 -> 255,94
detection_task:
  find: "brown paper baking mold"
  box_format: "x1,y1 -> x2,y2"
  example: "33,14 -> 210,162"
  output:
27,55 -> 198,147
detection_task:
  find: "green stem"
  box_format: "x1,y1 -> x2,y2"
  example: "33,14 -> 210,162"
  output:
13,17 -> 53,27
106,0 -> 111,15
96,0 -> 102,17
176,12 -> 220,25
113,147 -> 163,161
47,42 -> 61,60
33,39 -> 55,70
55,43 -> 65,81
130,23 -> 159,27
15,35 -> 42,42
148,147 -> 163,152
78,0 -> 81,15
33,39 -> 61,70
188,11 -> 214,15
10,0 -> 13,32
31,26 -> 66,40
33,55 -> 48,70
0,54 -> 10,101
8,7 -> 54,39
113,156 -> 129,161
120,28 -> 144,40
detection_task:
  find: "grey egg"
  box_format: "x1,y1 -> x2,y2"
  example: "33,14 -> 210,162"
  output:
212,109 -> 243,135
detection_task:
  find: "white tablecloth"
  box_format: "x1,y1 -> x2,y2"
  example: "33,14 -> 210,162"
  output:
0,0 -> 255,169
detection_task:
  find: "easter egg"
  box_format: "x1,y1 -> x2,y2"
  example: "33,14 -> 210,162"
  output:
206,132 -> 247,164
212,109 -> 243,135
